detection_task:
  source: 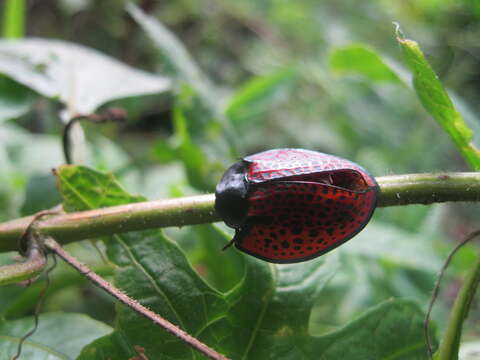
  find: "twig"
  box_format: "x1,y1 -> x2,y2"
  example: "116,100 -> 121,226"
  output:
424,230 -> 480,359
1,172 -> 480,252
42,236 -> 230,360
18,210 -> 61,255
0,240 -> 47,286
62,108 -> 127,164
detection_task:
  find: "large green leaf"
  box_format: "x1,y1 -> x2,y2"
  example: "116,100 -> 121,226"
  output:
56,165 -> 230,359
309,299 -> 433,359
0,39 -> 171,115
0,312 -> 112,360
79,229 -> 230,359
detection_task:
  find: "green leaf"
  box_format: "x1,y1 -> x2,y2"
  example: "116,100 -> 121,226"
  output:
20,173 -> 62,216
344,222 -> 442,271
126,4 -> 240,167
190,224 -> 245,292
0,312 -> 112,359
225,68 -> 295,127
79,229 -> 231,359
126,3 -> 214,106
396,33 -> 480,170
226,255 -> 338,359
173,98 -> 217,191
0,75 -> 35,123
55,165 -> 144,212
329,44 -> 403,83
57,165 -> 229,358
169,86 -> 232,192
0,39 -> 171,115
151,141 -> 179,163
310,299 -> 435,359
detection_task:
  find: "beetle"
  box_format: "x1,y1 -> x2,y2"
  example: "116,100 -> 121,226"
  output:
215,148 -> 379,263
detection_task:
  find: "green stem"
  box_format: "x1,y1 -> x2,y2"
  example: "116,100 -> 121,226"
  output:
0,172 -> 479,252
435,253 -> 480,360
2,0 -> 25,38
0,242 -> 46,285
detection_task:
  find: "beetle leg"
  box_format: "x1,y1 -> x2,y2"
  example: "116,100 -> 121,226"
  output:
222,237 -> 236,251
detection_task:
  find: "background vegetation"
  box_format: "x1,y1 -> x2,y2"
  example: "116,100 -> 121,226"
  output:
1,0 -> 480,359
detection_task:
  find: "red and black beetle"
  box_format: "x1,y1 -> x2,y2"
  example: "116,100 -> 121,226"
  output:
215,148 -> 379,263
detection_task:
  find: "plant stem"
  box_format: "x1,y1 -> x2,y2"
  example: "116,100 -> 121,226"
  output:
0,172 -> 479,252
43,236 -> 230,360
435,249 -> 480,359
2,0 -> 25,38
0,242 -> 46,285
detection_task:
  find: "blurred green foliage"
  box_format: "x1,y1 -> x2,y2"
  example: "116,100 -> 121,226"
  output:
1,0 -> 480,358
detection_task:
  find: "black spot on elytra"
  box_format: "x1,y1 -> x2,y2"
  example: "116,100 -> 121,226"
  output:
322,188 -> 329,194
309,229 -> 319,237
291,226 -> 302,235
293,238 -> 304,244
263,239 -> 272,247
326,198 -> 333,205
294,246 -> 301,250
317,238 -> 325,243
270,232 -> 278,239
326,228 -> 334,236
281,240 -> 290,249
273,245 -> 279,250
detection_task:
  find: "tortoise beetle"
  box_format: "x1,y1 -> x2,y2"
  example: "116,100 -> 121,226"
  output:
215,148 -> 379,263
